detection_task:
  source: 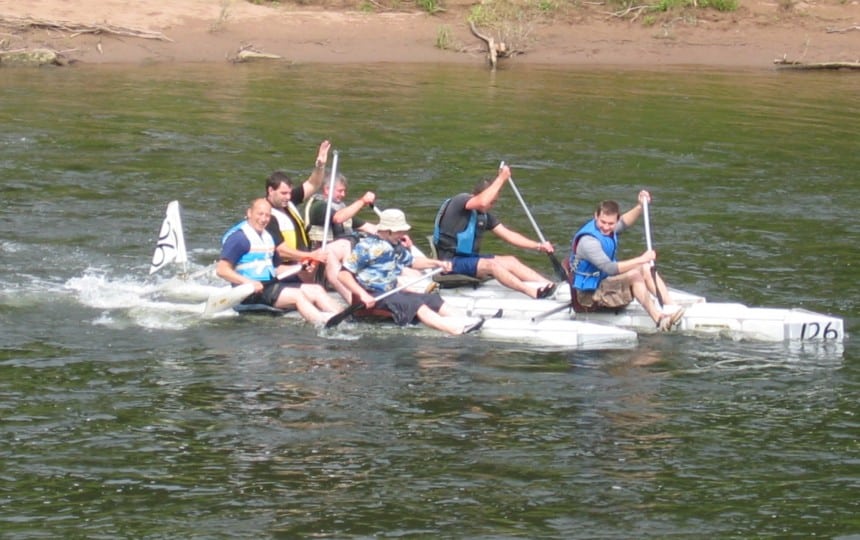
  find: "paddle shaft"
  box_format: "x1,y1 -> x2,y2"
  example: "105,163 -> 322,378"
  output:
500,162 -> 568,282
642,198 -> 664,307
321,150 -> 339,250
531,301 -> 571,323
325,267 -> 444,328
276,264 -> 304,281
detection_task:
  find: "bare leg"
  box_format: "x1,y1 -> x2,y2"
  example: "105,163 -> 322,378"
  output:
300,283 -> 343,313
620,271 -> 663,324
414,304 -> 472,335
637,264 -> 675,307
274,287 -> 329,325
494,255 -> 549,283
476,257 -> 552,299
323,241 -> 354,303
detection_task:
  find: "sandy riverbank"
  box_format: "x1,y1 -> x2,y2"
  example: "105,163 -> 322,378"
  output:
0,0 -> 858,68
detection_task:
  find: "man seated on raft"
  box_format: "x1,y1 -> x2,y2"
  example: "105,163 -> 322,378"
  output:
337,209 -> 485,335
217,198 -> 342,325
432,163 -> 558,299
568,190 -> 684,331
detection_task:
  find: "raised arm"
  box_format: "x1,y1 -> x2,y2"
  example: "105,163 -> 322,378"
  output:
465,164 -> 510,212
333,191 -> 375,224
620,189 -> 650,228
302,140 -> 332,198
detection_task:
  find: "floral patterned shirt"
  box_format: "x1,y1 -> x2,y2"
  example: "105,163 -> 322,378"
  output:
343,235 -> 413,293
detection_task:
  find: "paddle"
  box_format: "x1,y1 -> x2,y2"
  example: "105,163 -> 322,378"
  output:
204,263 -> 304,315
530,301 -> 571,323
321,150 -> 339,250
500,162 -> 568,282
641,197 -> 664,307
325,267 -> 444,329
276,263 -> 305,281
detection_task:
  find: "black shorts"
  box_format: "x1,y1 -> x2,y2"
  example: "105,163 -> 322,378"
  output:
376,291 -> 445,326
241,280 -> 301,307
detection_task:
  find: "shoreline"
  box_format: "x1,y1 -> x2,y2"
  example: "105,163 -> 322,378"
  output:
1,0 -> 858,69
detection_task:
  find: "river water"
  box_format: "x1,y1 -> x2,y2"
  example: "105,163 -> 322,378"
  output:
1,63 -> 858,538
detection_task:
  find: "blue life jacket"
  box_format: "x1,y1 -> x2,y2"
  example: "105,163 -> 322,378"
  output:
222,221 -> 276,281
569,219 -> 617,291
433,197 -> 479,257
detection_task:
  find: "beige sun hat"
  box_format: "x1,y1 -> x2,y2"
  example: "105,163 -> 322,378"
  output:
377,208 -> 412,232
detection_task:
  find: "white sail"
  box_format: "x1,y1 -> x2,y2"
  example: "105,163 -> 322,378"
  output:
149,200 -> 188,274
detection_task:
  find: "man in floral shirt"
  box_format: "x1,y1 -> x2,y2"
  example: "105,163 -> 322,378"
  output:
339,209 -> 484,335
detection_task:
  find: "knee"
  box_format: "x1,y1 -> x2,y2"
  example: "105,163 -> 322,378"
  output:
628,269 -> 645,284
303,284 -> 325,296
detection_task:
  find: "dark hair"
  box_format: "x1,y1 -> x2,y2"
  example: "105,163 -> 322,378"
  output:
471,177 -> 494,195
266,170 -> 293,193
595,200 -> 621,217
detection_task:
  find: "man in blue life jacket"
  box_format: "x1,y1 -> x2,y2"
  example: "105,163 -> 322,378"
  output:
433,164 -> 557,299
568,190 -> 684,331
216,198 -> 343,325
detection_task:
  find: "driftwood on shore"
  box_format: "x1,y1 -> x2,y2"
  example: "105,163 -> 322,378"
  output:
469,21 -> 519,70
0,15 -> 172,42
773,58 -> 860,70
231,47 -> 283,63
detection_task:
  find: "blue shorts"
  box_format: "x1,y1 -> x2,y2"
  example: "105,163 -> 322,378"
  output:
449,254 -> 494,277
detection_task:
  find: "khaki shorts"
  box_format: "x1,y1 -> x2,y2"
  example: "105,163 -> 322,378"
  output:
575,278 -> 633,311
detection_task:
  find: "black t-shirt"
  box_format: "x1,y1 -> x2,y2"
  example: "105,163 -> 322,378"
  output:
308,198 -> 366,238
266,183 -> 310,263
434,193 -> 499,259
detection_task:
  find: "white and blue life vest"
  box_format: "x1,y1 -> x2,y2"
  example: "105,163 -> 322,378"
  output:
222,221 -> 276,281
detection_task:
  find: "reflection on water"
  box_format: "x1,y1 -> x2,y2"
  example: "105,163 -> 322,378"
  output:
0,63 -> 858,538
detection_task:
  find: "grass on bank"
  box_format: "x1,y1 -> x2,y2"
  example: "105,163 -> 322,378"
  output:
241,0 -> 740,52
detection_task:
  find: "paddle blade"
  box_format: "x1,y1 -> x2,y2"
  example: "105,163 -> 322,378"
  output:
548,253 -> 569,282
202,283 -> 254,318
325,302 -> 365,329
150,201 -> 188,274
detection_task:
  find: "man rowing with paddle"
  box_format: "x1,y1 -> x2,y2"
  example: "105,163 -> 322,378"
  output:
433,163 -> 558,299
217,198 -> 342,325
337,209 -> 485,335
304,171 -> 378,302
568,190 -> 684,331
264,140 -> 331,281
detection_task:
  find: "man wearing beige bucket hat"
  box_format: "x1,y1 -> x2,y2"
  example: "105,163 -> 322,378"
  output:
337,209 -> 485,335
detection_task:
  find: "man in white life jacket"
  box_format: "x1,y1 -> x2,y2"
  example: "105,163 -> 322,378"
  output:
217,198 -> 342,325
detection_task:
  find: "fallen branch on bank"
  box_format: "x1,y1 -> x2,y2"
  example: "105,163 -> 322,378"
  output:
773,58 -> 860,70
826,25 -> 860,33
0,16 -> 172,42
229,44 -> 283,63
606,4 -> 649,21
